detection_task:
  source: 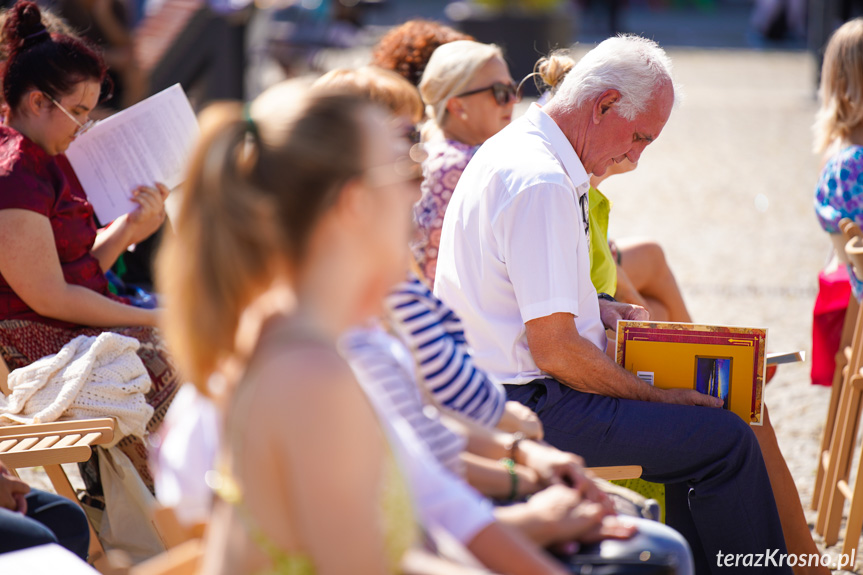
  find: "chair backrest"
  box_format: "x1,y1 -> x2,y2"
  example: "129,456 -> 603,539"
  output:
0,354 -> 9,396
846,228 -> 863,279
833,233 -> 853,264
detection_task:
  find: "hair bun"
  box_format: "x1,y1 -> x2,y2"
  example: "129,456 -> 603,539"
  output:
3,1 -> 48,51
536,51 -> 576,91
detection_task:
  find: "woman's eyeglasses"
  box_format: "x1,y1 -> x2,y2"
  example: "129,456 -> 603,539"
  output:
456,82 -> 521,106
47,94 -> 95,138
366,143 -> 427,187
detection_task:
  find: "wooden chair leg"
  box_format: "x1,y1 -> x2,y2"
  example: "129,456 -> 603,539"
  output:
814,295 -> 860,511
816,367 -> 855,536
822,374 -> 863,545
842,454 -> 863,558
44,463 -> 112,573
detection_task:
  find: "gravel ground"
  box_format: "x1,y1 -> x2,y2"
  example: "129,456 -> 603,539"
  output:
16,46 -> 852,571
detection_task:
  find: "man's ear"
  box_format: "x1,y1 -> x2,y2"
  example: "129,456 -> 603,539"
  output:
592,89 -> 621,124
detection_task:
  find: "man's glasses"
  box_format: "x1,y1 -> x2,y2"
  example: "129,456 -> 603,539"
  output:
456,82 -> 521,106
47,94 -> 95,138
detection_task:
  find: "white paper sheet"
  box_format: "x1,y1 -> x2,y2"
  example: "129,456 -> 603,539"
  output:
0,543 -> 99,574
65,84 -> 199,224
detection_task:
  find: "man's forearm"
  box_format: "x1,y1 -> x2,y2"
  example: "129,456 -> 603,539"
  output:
544,333 -> 662,401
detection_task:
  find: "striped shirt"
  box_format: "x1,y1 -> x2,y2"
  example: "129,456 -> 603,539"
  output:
384,274 -> 507,428
340,324 -> 467,476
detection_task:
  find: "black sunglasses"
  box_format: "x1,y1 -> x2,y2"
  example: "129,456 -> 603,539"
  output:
456,82 -> 521,106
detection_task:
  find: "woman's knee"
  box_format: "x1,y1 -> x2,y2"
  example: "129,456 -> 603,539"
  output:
25,490 -> 90,559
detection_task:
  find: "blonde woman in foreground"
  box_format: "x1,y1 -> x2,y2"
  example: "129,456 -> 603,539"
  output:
157,79 -> 570,575
157,81 -> 422,574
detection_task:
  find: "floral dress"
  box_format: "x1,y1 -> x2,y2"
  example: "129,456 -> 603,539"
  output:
411,139 -> 478,284
815,145 -> 863,299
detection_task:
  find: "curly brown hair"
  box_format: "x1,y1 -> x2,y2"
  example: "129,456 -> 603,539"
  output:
371,20 -> 473,87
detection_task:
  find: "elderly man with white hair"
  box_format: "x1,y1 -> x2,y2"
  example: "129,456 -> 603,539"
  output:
434,36 -> 792,574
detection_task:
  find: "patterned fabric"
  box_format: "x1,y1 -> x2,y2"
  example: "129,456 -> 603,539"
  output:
0,319 -> 180,494
384,274 -> 506,428
814,145 -> 863,299
1,333 -> 153,441
411,139 -> 478,284
0,126 -> 116,328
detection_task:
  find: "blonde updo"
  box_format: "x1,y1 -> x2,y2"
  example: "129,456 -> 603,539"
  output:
534,50 -> 576,97
419,40 -> 504,129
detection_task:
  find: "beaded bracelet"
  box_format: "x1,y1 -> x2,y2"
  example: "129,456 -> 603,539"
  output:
500,457 -> 519,502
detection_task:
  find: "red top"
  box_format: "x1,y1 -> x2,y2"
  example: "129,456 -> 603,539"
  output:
0,125 -> 113,328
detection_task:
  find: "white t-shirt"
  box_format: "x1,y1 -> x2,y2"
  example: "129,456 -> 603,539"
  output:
434,103 -> 606,386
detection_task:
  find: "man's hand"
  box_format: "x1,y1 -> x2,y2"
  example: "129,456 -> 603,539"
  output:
0,464 -> 29,513
660,388 -> 724,408
598,298 -> 649,331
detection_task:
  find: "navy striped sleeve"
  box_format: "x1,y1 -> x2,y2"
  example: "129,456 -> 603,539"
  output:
384,275 -> 507,428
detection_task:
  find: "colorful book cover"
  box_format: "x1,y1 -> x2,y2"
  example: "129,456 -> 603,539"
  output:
615,321 -> 767,425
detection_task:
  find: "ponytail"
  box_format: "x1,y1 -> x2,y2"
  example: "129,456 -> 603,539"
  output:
157,103 -> 280,391
157,82 -> 371,392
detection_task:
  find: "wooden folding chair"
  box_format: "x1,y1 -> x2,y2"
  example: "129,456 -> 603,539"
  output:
0,353 -> 117,572
128,539 -> 203,575
815,220 -> 863,553
588,466 -> 642,481
812,221 -> 863,511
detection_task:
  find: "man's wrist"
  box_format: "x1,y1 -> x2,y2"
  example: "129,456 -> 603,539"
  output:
597,292 -> 616,302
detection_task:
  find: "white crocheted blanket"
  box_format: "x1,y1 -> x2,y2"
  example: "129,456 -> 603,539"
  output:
0,332 -> 153,442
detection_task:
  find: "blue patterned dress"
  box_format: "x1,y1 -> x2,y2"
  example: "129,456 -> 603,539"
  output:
815,145 -> 863,299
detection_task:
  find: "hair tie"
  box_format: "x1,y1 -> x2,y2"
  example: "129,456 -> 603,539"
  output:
242,102 -> 258,138
24,28 -> 48,41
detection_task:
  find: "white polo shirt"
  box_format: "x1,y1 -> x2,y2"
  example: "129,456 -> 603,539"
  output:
433,103 -> 606,386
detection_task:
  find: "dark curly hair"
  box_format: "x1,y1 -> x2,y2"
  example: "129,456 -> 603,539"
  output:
371,20 -> 473,87
1,0 -> 106,112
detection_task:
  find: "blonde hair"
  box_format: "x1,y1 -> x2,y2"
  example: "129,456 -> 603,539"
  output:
814,19 -> 863,154
533,50 -> 576,97
157,80 -> 373,391
419,40 -> 504,128
313,66 -> 424,124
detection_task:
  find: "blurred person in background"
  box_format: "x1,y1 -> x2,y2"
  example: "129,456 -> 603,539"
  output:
413,40 -> 518,283
371,19 -> 473,87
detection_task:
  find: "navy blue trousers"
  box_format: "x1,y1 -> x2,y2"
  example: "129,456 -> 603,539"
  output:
506,379 -> 792,575
0,488 -> 89,560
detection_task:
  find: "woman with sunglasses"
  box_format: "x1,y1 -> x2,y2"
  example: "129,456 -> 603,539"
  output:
0,0 -> 177,493
413,40 -> 519,283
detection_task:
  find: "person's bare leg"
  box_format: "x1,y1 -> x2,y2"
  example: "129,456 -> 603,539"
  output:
617,238 -> 692,323
753,405 -> 829,575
